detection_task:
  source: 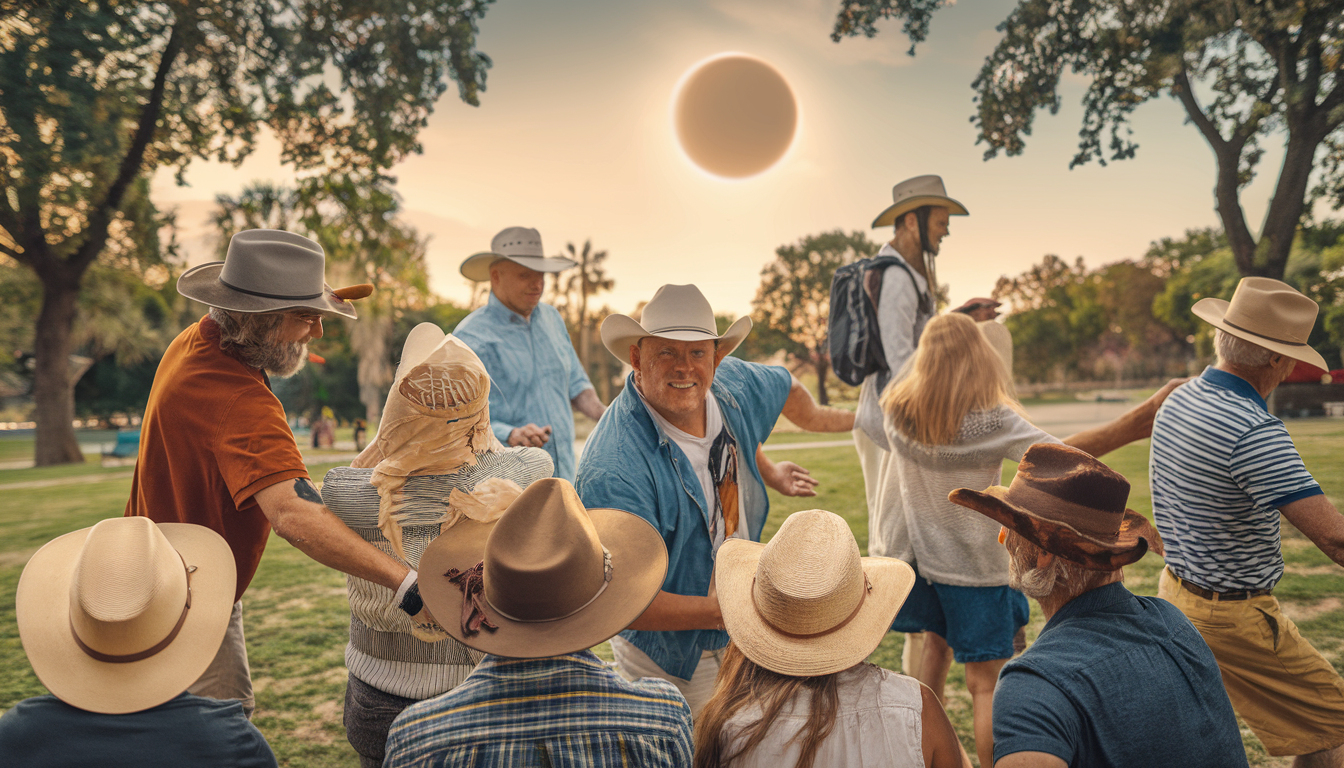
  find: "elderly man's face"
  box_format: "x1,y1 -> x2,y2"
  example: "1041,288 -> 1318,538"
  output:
277,311 -> 324,343
490,259 -> 547,317
631,337 -> 720,432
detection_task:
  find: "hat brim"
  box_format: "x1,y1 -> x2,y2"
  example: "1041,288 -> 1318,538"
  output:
459,252 -> 578,282
600,314 -> 752,367
949,487 -> 1163,572
177,262 -> 359,319
16,522 -> 237,714
872,195 -> 969,228
1192,298 -> 1329,372
419,508 -> 668,658
715,539 -> 916,677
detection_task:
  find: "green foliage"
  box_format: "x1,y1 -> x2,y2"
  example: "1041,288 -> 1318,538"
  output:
830,0 -> 945,55
752,230 -> 879,404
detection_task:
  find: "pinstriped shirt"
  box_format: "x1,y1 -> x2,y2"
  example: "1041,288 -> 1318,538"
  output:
1150,367 -> 1323,591
383,651 -> 692,767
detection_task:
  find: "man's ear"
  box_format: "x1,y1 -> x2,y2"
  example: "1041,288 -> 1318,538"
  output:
713,344 -> 731,367
629,343 -> 642,373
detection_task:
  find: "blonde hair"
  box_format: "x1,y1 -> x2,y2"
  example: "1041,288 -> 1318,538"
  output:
881,312 -> 1017,445
693,643 -> 848,768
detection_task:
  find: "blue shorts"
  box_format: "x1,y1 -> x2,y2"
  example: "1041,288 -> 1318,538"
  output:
891,569 -> 1030,663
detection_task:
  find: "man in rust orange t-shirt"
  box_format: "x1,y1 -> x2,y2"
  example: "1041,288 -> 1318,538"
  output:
127,230 -> 435,716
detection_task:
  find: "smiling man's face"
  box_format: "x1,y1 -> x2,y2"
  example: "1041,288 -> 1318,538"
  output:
630,337 -> 720,436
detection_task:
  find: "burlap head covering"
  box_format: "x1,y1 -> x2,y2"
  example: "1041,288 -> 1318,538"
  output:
360,329 -> 516,560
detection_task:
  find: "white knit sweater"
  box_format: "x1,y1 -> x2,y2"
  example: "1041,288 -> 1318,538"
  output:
877,406 -> 1060,586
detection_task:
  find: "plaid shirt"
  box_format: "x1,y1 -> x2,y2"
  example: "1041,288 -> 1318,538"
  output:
383,651 -> 692,767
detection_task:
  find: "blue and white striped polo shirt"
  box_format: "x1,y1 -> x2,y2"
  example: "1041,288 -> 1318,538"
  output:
1150,367 -> 1322,591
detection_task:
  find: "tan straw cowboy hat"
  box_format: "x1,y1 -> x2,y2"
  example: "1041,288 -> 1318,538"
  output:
178,229 -> 373,319
419,478 -> 667,658
601,284 -> 752,367
716,510 -> 915,677
16,517 -> 236,714
950,443 -> 1163,571
1192,276 -> 1328,371
871,174 -> 969,228
459,226 -> 578,282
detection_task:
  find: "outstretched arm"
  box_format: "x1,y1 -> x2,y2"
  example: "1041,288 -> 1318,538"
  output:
1281,494 -> 1344,569
756,444 -> 819,497
779,375 -> 855,433
1063,378 -> 1187,458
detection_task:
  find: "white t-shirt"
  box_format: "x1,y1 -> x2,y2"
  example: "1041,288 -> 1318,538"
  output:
636,387 -> 744,552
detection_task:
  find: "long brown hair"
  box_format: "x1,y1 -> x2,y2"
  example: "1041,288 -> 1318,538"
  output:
693,643 -> 851,768
881,312 -> 1017,445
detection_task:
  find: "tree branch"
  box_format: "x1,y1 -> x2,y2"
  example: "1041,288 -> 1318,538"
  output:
1173,66 -> 1228,153
69,21 -> 184,274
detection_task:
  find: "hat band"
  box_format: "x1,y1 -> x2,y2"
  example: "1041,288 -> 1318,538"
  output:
649,325 -> 717,336
1222,318 -> 1308,347
70,558 -> 195,664
486,547 -> 614,624
752,573 -> 871,640
1006,484 -> 1120,540
218,277 -> 323,301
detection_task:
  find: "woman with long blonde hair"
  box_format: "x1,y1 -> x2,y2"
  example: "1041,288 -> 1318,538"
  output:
877,312 -> 1178,768
693,511 -> 970,768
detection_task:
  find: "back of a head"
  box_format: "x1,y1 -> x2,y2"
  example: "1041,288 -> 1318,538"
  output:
882,312 -> 1014,445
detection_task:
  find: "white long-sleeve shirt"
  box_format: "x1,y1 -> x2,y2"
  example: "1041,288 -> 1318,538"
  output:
855,244 -> 929,449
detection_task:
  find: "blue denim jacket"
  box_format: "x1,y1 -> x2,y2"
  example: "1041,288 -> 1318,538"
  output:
576,357 -> 792,680
454,293 -> 594,481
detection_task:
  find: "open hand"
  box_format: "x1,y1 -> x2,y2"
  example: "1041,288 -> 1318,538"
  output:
773,461 -> 819,497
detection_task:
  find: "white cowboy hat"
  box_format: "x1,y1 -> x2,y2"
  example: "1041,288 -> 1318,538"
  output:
1193,276 -> 1328,371
16,517 -> 236,714
177,229 -> 372,319
419,478 -> 667,658
716,510 -> 915,677
871,175 -> 969,228
459,227 -> 578,282
601,284 -> 752,366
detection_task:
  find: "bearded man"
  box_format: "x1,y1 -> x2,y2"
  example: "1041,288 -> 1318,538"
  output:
126,230 -> 436,717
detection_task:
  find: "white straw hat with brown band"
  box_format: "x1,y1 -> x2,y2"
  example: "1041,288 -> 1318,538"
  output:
459,226 -> 578,282
1192,276 -> 1328,372
16,517 -> 236,714
600,283 -> 752,367
870,174 -> 969,229
716,509 -> 916,677
418,477 -> 667,659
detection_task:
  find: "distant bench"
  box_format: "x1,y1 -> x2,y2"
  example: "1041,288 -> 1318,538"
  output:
101,430 -> 140,466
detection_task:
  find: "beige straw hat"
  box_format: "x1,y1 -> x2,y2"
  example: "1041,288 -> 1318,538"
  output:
716,509 -> 915,677
601,284 -> 752,366
419,478 -> 667,658
1192,276 -> 1328,371
459,226 -> 578,282
871,175 -> 969,228
16,517 -> 236,714
178,229 -> 372,319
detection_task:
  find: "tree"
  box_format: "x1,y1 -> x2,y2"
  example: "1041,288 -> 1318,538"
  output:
833,0 -> 1344,282
752,230 -> 879,405
548,240 -> 615,370
0,0 -> 493,465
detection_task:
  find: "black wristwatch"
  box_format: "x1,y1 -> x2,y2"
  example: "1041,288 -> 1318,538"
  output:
399,583 -> 423,616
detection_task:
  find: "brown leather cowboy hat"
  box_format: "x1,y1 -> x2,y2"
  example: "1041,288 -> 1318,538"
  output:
949,443 -> 1163,571
418,478 -> 667,658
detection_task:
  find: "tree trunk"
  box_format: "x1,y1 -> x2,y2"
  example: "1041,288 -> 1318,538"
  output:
815,355 -> 830,406
1254,128 -> 1323,280
352,314 -> 392,425
33,271 -> 86,466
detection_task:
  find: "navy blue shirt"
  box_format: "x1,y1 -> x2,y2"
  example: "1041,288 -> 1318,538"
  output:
0,693 -> 277,768
993,582 -> 1247,768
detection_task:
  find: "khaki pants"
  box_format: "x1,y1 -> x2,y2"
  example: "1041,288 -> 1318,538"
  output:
610,635 -> 723,718
188,600 -> 255,718
1159,568 -> 1344,756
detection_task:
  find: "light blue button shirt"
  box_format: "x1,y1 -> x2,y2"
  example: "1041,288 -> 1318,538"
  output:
454,293 -> 594,481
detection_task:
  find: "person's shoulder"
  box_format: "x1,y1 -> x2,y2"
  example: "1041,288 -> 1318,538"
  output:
452,305 -> 494,336
716,357 -> 789,390
615,675 -> 693,718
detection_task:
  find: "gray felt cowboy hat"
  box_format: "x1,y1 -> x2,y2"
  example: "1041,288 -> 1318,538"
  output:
459,227 -> 578,282
601,284 -> 752,367
1192,276 -> 1329,372
419,478 -> 667,658
178,229 -> 372,319
16,516 -> 236,714
871,175 -> 969,228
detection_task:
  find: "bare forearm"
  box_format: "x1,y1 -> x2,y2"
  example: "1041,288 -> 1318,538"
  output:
756,445 -> 782,493
1281,494 -> 1344,569
780,377 -> 856,433
625,589 -> 722,631
573,388 -> 606,421
1063,400 -> 1158,457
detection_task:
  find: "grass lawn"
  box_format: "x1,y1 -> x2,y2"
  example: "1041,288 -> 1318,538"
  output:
1,424 -> 1341,766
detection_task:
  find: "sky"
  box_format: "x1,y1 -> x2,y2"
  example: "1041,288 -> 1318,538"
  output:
150,0 -> 1293,318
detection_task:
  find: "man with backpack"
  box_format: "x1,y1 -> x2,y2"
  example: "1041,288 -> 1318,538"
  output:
840,175 -> 968,676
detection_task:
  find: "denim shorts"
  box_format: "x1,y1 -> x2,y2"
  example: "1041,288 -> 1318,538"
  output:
891,569 -> 1030,663
344,674 -> 419,768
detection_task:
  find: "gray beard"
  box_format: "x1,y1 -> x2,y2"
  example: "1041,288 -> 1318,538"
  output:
1008,551 -> 1057,600
238,340 -> 308,378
